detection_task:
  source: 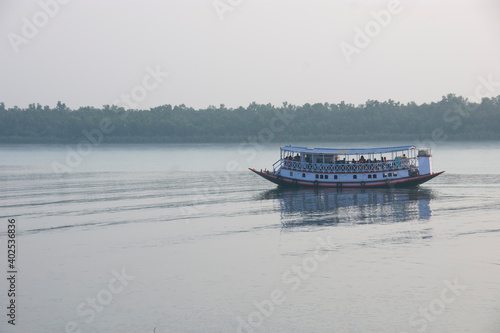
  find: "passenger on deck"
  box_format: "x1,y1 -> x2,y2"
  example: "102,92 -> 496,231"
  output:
359,155 -> 365,163
351,158 -> 356,164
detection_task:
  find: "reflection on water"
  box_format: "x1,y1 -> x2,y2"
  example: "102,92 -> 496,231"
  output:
259,187 -> 435,228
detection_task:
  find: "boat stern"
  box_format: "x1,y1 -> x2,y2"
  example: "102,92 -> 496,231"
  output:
417,149 -> 433,175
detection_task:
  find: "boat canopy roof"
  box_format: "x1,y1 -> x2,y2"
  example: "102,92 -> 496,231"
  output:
282,145 -> 416,155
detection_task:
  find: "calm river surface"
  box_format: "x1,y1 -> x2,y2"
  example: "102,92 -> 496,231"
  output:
0,141 -> 499,333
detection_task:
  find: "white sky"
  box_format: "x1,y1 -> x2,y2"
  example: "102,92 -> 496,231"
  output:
1,0 -> 499,109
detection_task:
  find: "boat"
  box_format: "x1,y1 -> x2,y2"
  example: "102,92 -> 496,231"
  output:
249,145 -> 444,188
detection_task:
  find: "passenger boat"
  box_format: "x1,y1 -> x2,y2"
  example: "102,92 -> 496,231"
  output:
250,145 -> 444,188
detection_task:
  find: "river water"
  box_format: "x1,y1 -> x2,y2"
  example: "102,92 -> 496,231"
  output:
0,141 -> 499,333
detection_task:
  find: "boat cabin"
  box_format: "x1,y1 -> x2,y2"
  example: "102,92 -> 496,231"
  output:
272,145 -> 433,184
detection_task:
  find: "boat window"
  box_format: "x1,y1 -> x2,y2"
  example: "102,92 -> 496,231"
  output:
302,173 -> 306,178
388,173 -> 392,177
393,172 -> 397,177
383,173 -> 387,178
368,175 -> 372,179
325,175 -> 329,179
373,174 -> 377,179
353,175 -> 357,179
315,174 -> 319,179
290,171 -> 293,176
320,175 -> 324,179
334,175 -> 338,180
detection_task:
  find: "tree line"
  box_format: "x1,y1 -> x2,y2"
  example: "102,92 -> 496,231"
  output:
0,94 -> 499,143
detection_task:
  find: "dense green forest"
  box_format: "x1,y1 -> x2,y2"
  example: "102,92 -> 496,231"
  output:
0,94 -> 499,143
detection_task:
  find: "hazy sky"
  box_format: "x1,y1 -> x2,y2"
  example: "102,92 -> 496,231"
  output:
1,0 -> 499,109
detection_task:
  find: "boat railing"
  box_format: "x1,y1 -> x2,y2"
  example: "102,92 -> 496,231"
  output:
272,159 -> 283,173
279,157 -> 417,173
